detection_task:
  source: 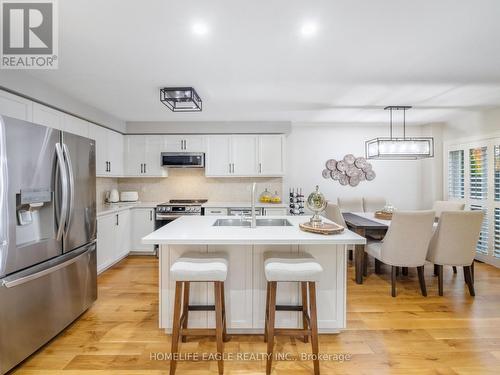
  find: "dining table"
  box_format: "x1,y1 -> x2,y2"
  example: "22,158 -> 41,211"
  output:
342,212 -> 390,284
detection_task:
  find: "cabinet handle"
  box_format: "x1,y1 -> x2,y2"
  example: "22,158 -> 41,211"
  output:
144,163 -> 146,173
232,163 -> 235,173
116,214 -> 119,226
228,163 -> 231,173
105,162 -> 108,172
259,163 -> 262,173
150,210 -> 153,221
109,161 -> 111,173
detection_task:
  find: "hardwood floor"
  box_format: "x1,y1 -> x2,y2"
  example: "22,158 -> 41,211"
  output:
12,256 -> 500,374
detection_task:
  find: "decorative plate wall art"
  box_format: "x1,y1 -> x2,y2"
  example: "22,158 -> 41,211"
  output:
323,154 -> 376,187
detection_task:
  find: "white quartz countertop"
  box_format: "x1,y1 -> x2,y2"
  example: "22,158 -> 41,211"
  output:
97,201 -> 159,217
202,201 -> 288,208
142,215 -> 366,245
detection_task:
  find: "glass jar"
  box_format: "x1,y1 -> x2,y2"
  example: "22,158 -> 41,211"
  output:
259,188 -> 272,203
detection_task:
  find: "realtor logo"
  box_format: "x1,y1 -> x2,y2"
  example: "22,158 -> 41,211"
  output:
1,0 -> 58,69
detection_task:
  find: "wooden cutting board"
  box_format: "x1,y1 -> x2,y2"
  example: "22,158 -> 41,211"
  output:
299,221 -> 345,235
375,211 -> 393,220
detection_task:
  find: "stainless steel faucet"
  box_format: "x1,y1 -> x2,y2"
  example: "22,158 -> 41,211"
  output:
251,182 -> 257,228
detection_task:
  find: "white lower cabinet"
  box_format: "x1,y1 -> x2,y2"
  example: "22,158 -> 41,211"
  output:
130,208 -> 155,253
204,207 -> 228,216
96,210 -> 131,274
208,245 -> 253,329
96,214 -> 115,273
160,244 -> 347,333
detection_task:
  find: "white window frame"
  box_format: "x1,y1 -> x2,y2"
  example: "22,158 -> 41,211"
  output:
444,137 -> 500,268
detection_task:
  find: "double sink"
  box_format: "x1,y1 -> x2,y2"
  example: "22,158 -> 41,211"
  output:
213,218 -> 292,227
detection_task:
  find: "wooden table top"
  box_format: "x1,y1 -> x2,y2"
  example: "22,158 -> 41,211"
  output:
342,212 -> 389,230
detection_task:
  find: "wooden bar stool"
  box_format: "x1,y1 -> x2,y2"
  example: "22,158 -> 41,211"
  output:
169,252 -> 229,375
263,251 -> 323,375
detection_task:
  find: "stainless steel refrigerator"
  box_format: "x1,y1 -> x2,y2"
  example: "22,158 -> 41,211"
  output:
0,115 -> 97,374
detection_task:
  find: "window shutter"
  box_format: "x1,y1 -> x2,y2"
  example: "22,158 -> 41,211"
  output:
469,147 -> 488,200
495,145 -> 500,202
471,204 -> 489,254
495,208 -> 500,259
448,150 -> 464,198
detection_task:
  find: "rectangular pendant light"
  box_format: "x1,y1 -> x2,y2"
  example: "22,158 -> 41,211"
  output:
160,87 -> 202,112
365,106 -> 434,160
365,137 -> 434,160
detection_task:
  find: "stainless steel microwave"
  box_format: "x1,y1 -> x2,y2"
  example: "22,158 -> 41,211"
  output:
161,152 -> 205,168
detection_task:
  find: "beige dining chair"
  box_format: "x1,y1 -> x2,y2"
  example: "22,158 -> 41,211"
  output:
432,200 -> 465,219
337,197 -> 364,213
324,202 -> 346,227
426,211 -> 483,297
366,211 -> 435,297
363,197 -> 387,212
324,202 -> 353,261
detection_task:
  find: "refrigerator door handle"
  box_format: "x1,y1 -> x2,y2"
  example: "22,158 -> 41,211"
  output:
55,143 -> 68,241
1,245 -> 92,288
62,143 -> 75,231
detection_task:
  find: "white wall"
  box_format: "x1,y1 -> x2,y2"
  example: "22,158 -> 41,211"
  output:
0,71 -> 126,132
444,107 -> 500,142
285,123 -> 443,210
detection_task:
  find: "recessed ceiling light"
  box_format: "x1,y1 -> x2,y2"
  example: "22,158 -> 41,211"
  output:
300,22 -> 317,37
192,22 -> 209,36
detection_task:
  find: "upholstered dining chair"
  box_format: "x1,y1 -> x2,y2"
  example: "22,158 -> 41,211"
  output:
324,202 -> 353,261
363,197 -> 387,212
324,202 -> 346,227
426,211 -> 483,297
337,197 -> 364,213
366,211 -> 435,297
432,200 -> 465,219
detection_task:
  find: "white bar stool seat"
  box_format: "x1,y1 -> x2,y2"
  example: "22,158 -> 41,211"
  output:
171,252 -> 228,281
264,252 -> 323,282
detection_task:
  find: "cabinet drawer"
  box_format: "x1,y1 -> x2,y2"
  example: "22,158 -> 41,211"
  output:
204,208 -> 228,216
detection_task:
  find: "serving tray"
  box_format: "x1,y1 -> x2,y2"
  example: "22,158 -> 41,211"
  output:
299,221 -> 345,235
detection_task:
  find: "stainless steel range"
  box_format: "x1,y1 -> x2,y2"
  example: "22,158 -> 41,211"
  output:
155,199 -> 207,229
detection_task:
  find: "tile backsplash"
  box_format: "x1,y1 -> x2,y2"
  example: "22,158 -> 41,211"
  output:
115,169 -> 283,203
96,177 -> 118,206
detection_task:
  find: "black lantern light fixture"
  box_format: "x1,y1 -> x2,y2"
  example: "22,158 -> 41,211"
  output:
365,106 -> 434,160
160,87 -> 202,112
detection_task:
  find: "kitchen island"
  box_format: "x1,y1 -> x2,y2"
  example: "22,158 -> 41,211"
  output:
142,215 -> 365,334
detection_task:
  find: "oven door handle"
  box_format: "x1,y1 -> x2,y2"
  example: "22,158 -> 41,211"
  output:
155,214 -> 182,220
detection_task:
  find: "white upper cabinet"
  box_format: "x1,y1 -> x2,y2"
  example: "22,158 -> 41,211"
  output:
125,135 -> 145,176
165,135 -> 204,152
231,135 -> 258,176
89,124 -> 124,177
88,124 -> 108,175
62,114 -> 89,138
124,135 -> 167,177
0,90 -> 33,121
108,131 -> 124,176
258,135 -> 285,176
144,135 -> 167,176
33,103 -> 63,130
205,134 -> 285,177
206,135 -> 232,176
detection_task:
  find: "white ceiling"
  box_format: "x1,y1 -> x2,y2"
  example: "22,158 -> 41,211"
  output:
26,0 -> 500,124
